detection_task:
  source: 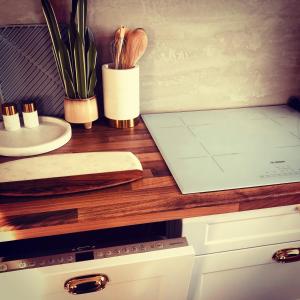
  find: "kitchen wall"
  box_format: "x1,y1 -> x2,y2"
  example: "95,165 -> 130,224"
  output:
1,0 -> 300,113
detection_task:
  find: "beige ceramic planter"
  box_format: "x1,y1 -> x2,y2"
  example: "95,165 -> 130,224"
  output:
64,96 -> 98,129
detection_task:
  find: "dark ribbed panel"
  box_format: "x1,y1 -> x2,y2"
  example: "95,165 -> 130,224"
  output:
0,24 -> 65,116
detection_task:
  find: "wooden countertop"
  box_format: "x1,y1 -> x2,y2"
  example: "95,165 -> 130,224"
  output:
1,120 -> 300,242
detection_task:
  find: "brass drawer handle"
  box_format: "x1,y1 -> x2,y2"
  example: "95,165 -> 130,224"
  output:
272,248 -> 300,263
64,274 -> 109,295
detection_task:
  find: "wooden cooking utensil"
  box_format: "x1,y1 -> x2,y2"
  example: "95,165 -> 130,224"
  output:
121,28 -> 148,69
113,26 -> 129,69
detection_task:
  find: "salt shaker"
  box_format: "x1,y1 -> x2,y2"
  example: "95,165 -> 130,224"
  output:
22,100 -> 39,128
1,103 -> 21,131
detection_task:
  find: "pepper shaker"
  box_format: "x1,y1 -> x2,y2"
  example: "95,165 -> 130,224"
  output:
22,100 -> 39,128
1,103 -> 21,131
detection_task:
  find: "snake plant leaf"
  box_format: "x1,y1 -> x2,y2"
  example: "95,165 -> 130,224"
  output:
74,31 -> 87,99
77,0 -> 87,43
41,0 -> 63,80
88,68 -> 97,98
85,27 -> 90,54
85,27 -> 94,53
67,25 -> 77,86
41,0 -> 62,49
42,0 -> 97,100
87,39 -> 97,87
58,39 -> 74,86
57,46 -> 76,98
62,65 -> 76,99
70,0 -> 78,25
50,46 -> 63,87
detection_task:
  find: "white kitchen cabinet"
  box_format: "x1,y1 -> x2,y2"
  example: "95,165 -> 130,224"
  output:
0,244 -> 194,300
183,205 -> 300,300
183,204 -> 300,255
189,241 -> 300,300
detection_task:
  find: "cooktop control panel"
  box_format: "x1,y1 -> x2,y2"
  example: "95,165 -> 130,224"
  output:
0,238 -> 187,273
143,105 -> 300,194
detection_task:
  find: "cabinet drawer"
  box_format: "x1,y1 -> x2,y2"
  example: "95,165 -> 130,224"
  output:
183,204 -> 300,255
0,240 -> 194,300
188,240 -> 300,300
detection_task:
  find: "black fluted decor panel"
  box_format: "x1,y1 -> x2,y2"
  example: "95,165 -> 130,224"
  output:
0,24 -> 65,117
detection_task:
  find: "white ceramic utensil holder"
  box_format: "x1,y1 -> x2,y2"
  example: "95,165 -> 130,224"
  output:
102,64 -> 140,128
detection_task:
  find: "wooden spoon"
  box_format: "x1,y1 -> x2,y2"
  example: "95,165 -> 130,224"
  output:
113,26 -> 129,69
114,26 -> 130,40
121,28 -> 148,69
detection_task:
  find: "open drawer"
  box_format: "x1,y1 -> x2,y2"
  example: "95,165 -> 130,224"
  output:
0,238 -> 194,300
0,222 -> 195,300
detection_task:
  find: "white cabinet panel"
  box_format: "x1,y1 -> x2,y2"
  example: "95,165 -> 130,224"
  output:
188,241 -> 300,300
183,205 -> 300,255
0,246 -> 194,300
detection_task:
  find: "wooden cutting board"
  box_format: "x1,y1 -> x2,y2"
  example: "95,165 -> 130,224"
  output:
0,152 -> 143,197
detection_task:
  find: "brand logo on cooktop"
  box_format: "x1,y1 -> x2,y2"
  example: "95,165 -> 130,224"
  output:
270,160 -> 286,164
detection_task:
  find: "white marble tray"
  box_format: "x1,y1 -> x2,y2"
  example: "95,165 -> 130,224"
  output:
0,152 -> 143,196
0,116 -> 72,157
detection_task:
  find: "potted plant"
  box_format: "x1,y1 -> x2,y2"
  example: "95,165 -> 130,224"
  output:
41,0 -> 98,129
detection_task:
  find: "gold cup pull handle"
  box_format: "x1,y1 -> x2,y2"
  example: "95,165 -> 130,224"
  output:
272,248 -> 300,263
64,274 -> 109,295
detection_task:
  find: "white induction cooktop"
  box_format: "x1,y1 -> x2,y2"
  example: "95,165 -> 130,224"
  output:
142,105 -> 300,194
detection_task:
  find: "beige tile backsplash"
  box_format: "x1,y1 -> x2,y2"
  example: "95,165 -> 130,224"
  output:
1,0 -> 300,113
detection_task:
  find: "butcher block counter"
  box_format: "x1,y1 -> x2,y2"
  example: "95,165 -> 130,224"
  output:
1,120 -> 300,242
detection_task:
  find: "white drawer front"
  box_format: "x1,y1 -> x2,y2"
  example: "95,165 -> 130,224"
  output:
0,246 -> 194,300
183,204 -> 300,254
188,241 -> 300,300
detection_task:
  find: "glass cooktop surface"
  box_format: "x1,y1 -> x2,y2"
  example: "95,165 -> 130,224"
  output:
143,105 -> 300,194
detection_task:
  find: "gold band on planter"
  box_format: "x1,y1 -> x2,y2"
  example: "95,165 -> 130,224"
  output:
107,116 -> 140,128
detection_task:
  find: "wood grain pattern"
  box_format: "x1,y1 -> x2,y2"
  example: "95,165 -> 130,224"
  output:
0,170 -> 143,197
0,209 -> 77,230
0,120 -> 300,242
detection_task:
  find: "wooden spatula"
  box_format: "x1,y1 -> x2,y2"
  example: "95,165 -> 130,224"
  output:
0,152 -> 143,197
121,28 -> 148,69
113,26 -> 129,69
